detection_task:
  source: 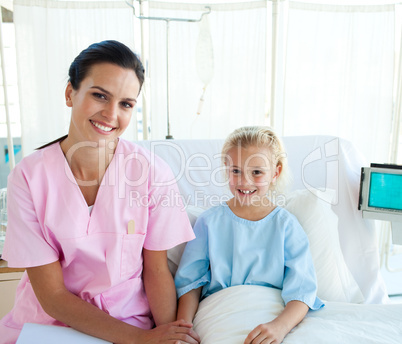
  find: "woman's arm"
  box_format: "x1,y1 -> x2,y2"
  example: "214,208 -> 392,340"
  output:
244,300 -> 308,344
142,249 -> 177,325
143,249 -> 200,342
177,287 -> 202,323
27,261 -> 200,344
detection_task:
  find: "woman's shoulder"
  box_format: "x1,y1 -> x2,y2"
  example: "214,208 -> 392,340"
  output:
9,143 -> 60,184
117,139 -> 170,168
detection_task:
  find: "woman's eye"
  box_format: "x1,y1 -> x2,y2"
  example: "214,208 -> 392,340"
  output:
253,170 -> 262,175
121,102 -> 134,109
93,92 -> 106,100
232,169 -> 241,174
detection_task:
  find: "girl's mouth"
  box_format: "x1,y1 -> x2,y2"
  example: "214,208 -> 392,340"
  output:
238,189 -> 256,195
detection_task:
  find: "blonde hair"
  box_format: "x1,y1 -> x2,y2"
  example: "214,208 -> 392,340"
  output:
221,126 -> 291,193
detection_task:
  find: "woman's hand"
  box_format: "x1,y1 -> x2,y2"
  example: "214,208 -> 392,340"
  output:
138,320 -> 200,344
243,320 -> 287,344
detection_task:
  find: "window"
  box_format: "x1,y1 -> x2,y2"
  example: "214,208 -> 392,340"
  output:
0,7 -> 21,188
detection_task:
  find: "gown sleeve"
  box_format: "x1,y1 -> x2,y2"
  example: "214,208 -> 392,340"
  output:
282,217 -> 324,310
174,215 -> 211,298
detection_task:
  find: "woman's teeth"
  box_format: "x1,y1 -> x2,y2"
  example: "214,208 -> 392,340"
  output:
91,120 -> 113,132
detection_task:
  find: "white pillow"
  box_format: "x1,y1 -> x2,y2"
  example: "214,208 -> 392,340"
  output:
167,205 -> 206,276
284,189 -> 364,303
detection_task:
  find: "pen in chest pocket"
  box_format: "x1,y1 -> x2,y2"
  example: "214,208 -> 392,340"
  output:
127,220 -> 135,234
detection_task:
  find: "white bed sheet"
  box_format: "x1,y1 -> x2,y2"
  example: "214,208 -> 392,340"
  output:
16,323 -> 111,344
193,285 -> 402,344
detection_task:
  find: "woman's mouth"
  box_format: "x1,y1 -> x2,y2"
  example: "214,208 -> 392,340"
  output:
90,120 -> 114,132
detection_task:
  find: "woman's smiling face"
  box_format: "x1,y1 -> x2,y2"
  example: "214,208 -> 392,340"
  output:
65,62 -> 141,148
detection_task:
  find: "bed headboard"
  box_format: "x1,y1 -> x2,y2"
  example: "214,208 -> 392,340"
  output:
134,135 -> 389,304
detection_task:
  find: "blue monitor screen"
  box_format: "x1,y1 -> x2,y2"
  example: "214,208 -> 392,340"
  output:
368,172 -> 402,211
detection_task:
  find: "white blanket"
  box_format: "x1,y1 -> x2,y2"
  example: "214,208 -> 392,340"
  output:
193,285 -> 402,344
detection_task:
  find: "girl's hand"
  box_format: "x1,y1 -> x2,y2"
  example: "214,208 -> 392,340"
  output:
243,321 -> 287,344
138,320 -> 201,344
244,300 -> 308,344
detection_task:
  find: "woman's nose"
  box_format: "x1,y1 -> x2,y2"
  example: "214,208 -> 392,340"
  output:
103,102 -> 118,120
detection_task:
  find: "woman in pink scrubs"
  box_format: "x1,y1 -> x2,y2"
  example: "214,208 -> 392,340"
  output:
0,40 -> 200,344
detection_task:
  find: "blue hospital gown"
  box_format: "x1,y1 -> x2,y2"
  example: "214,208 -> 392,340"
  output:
175,203 -> 324,310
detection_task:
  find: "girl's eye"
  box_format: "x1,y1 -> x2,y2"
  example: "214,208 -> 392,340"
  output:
232,169 -> 241,174
253,170 -> 262,175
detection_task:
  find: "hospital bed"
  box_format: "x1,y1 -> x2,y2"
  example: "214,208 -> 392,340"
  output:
136,135 -> 402,344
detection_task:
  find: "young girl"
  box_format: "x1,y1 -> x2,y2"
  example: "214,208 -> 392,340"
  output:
175,126 -> 324,344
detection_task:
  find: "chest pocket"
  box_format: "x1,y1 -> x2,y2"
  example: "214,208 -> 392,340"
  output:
121,233 -> 146,278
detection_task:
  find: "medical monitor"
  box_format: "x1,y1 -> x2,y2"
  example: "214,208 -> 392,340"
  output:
359,163 -> 402,244
359,164 -> 402,219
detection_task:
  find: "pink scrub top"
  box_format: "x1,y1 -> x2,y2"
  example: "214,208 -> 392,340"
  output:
0,139 -> 195,343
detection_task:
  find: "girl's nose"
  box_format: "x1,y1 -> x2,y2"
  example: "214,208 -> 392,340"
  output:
241,172 -> 252,186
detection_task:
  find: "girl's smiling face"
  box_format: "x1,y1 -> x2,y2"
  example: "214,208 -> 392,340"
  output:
65,62 -> 141,148
226,145 -> 281,207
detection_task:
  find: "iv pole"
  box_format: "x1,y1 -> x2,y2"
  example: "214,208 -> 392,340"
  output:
126,1 -> 211,139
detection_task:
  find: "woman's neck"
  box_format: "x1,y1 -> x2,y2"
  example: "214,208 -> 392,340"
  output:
60,136 -> 117,184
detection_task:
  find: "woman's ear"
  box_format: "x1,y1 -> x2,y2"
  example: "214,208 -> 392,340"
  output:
65,82 -> 73,107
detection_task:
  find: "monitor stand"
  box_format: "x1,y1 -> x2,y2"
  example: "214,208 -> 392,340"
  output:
392,222 -> 402,245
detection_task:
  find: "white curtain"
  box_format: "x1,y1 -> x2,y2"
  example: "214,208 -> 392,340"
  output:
14,0 -> 137,156
13,0 -> 399,163
147,0 -> 271,140
392,4 -> 402,163
280,2 -> 395,163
